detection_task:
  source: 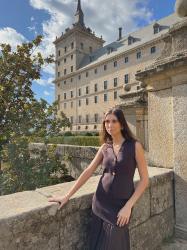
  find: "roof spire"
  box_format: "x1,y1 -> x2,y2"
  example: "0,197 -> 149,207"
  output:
74,0 -> 85,27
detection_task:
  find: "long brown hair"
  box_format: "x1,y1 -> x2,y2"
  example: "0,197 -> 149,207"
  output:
99,107 -> 139,145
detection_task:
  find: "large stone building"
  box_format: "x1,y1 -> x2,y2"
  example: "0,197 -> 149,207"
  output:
53,0 -> 182,147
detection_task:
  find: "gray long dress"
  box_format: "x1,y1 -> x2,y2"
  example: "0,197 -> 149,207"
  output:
89,138 -> 137,250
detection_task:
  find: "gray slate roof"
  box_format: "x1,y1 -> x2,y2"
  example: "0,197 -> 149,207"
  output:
78,12 -> 182,69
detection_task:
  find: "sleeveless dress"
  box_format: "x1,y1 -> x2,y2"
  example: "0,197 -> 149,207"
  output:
89,138 -> 137,250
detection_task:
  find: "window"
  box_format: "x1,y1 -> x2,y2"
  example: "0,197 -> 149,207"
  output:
71,66 -> 73,72
64,93 -> 66,99
86,114 -> 89,123
107,47 -> 114,54
114,91 -> 117,99
104,80 -> 108,90
94,113 -> 98,122
89,46 -> 93,53
114,61 -> 117,67
154,27 -> 159,34
64,46 -> 67,53
124,74 -> 129,84
78,88 -> 81,96
86,98 -> 89,105
71,42 -> 74,49
94,96 -> 98,103
57,95 -> 60,109
114,77 -> 118,87
153,23 -> 160,34
71,78 -> 73,82
104,93 -> 107,102
58,61 -> 60,66
86,71 -> 89,77
79,100 -> 81,106
58,72 -> 60,77
64,69 -> 67,75
128,36 -> 135,45
71,101 -> 73,108
64,58 -> 66,63
81,43 -> 84,49
151,46 -> 156,54
78,115 -> 82,123
124,56 -> 128,63
71,91 -> 73,98
136,51 -> 141,59
78,75 -> 81,80
94,68 -> 97,74
104,64 -> 107,71
64,80 -> 66,84
71,54 -> 73,60
86,86 -> 89,94
58,50 -> 61,56
94,83 -> 98,92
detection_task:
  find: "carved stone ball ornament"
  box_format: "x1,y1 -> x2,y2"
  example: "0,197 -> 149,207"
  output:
175,0 -> 187,17
123,84 -> 131,92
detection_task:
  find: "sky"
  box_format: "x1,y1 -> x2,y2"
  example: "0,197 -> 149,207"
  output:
0,0 -> 176,104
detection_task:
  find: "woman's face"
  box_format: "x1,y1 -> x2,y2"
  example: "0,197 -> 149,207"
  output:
104,113 -> 122,136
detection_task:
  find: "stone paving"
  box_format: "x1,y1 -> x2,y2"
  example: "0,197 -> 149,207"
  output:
156,236 -> 187,250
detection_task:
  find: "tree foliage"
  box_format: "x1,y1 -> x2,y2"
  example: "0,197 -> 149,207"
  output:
0,35 -> 72,194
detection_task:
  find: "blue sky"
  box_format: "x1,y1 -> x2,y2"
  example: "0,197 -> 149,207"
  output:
0,0 -> 176,104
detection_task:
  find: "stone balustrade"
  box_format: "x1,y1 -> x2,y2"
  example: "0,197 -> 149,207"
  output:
0,166 -> 174,250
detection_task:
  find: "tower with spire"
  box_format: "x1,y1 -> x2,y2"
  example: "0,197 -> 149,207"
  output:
53,0 -> 105,83
74,0 -> 85,27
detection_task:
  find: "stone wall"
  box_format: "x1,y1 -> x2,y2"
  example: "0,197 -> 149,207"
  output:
29,143 -> 149,179
0,167 -> 174,250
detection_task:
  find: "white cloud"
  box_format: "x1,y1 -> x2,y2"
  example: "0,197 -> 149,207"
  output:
28,0 -> 154,93
1,1 -> 155,101
27,25 -> 38,35
29,0 -> 154,47
27,15 -> 38,36
35,77 -> 55,87
44,90 -> 52,96
31,16 -> 35,22
0,27 -> 27,50
29,0 -> 154,74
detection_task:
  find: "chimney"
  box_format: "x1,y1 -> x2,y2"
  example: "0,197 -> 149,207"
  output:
118,27 -> 122,40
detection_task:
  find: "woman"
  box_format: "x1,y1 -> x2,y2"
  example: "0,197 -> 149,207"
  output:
48,107 -> 149,250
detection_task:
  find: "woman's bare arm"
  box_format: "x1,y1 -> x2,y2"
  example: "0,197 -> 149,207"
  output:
64,144 -> 105,199
126,141 -> 149,208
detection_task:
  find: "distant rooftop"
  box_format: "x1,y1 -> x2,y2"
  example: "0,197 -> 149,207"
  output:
79,12 -> 182,69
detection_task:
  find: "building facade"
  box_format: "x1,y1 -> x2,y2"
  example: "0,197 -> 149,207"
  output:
53,0 -> 181,148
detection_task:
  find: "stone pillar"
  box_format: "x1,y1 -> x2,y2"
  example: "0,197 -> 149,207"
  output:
136,17 -> 187,239
118,89 -> 148,150
175,0 -> 187,17
136,107 -> 148,150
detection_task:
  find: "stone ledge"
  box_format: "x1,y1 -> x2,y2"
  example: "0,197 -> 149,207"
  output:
0,167 -> 174,250
0,166 -> 172,220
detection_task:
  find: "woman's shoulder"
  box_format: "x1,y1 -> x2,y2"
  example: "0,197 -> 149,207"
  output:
102,142 -> 110,149
133,139 -> 143,148
100,142 -> 112,153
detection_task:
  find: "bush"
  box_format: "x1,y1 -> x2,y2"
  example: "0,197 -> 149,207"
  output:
0,137 -> 72,195
30,135 -> 100,146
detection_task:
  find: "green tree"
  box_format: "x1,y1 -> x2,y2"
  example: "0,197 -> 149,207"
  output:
0,35 -> 72,194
